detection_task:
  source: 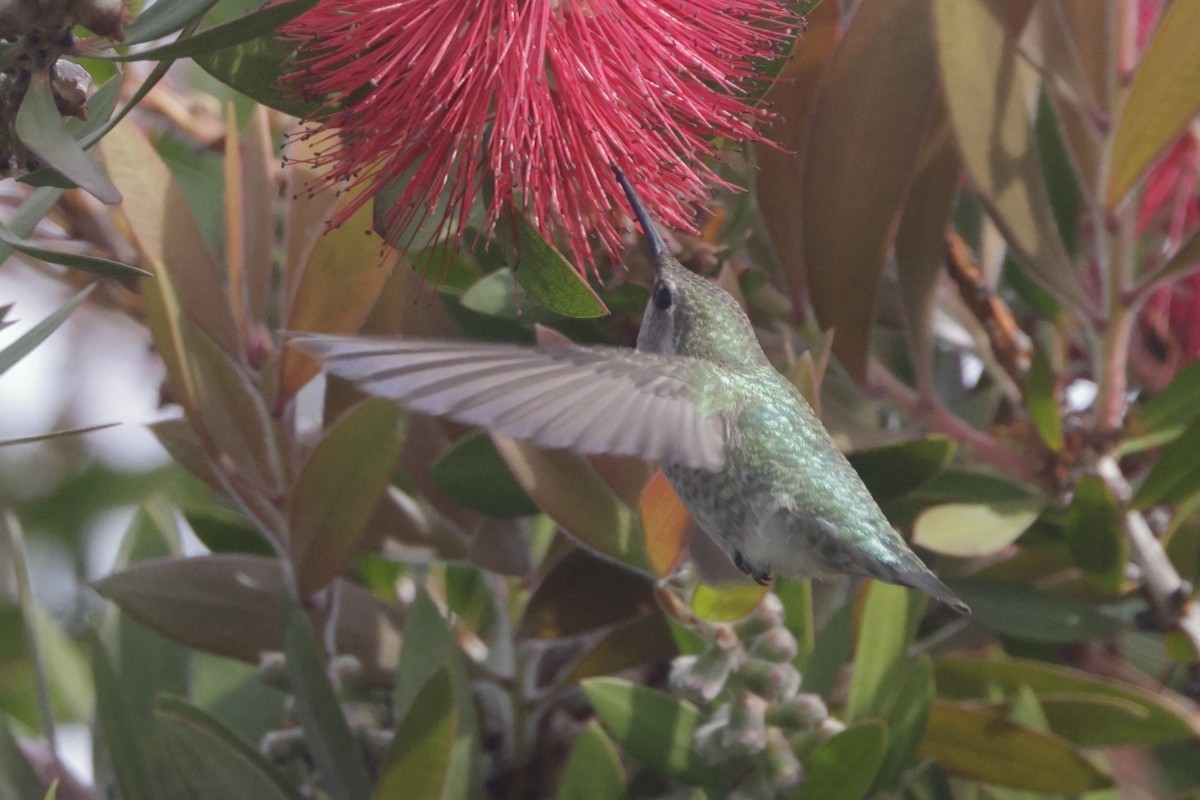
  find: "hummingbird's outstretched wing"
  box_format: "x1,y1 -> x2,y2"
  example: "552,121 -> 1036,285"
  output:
291,335 -> 730,472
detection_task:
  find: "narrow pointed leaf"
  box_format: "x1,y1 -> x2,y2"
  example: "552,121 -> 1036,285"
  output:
289,398 -> 401,595
0,187 -> 63,262
796,721 -> 887,800
1137,355 -> 1200,436
1106,0 -> 1200,206
157,696 -> 303,800
123,0 -> 221,45
0,717 -> 46,800
920,702 -> 1110,792
582,678 -> 714,784
0,284 -> 94,378
102,118 -> 239,356
846,582 -> 914,722
279,201 -> 397,402
1065,475 -> 1124,587
0,219 -> 147,277
1132,416 -> 1200,509
800,0 -> 940,378
561,613 -> 676,686
14,73 -> 121,204
1026,342 -> 1064,452
105,0 -> 317,61
949,578 -> 1121,642
933,0 -> 1089,310
375,670 -> 456,800
89,635 -> 162,800
755,0 -> 840,310
0,422 -> 119,449
873,656 -> 935,790
935,655 -> 1200,743
282,598 -> 372,800
509,213 -> 607,318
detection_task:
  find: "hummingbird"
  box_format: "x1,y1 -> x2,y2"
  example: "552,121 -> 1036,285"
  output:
292,168 -> 969,615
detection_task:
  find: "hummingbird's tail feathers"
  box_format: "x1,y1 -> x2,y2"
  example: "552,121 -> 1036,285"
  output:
612,166 -> 669,265
893,568 -> 971,616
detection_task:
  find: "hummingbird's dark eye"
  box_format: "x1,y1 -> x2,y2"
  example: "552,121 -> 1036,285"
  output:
652,282 -> 673,311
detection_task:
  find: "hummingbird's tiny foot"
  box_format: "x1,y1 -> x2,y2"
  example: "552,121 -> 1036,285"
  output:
754,571 -> 773,586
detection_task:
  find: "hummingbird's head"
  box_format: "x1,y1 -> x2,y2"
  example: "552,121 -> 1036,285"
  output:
613,167 -> 766,365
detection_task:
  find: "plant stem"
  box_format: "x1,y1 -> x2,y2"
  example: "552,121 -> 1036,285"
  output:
869,361 -> 1042,483
1094,205 -> 1135,433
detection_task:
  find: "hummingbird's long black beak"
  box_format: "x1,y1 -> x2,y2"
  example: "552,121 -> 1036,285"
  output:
612,166 -> 668,265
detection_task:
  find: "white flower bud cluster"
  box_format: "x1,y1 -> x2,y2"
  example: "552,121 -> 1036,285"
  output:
668,592 -> 833,797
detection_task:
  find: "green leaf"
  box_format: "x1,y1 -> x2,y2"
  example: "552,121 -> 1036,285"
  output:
89,634 -> 162,800
105,0 -> 317,62
184,506 -> 274,556
0,187 -> 62,264
933,0 -> 1090,310
920,702 -> 1110,793
14,73 -> 121,204
492,438 -> 651,573
873,656 -> 935,790
389,591 -> 478,800
509,214 -> 608,318
375,671 -> 457,800
797,0 -> 940,379
282,597 -> 372,800
690,583 -> 769,623
124,0 -> 221,45
518,548 -> 655,640
949,578 -> 1122,642
561,614 -> 676,686
582,678 -> 714,785
847,436 -> 956,505
1106,0 -> 1200,206
912,500 -> 1040,557
1137,359 -> 1200,436
847,582 -> 916,722
556,722 -> 625,800
1065,476 -> 1124,588
429,431 -> 538,518
0,285 -> 94,379
1025,341 -> 1064,452
1133,416 -> 1200,509
157,696 -> 303,800
796,721 -> 887,800
0,716 -> 46,800
801,601 -> 854,698
1148,224 -> 1200,287
0,218 -> 147,277
935,655 -> 1200,745
289,398 -> 401,595
195,33 -> 318,118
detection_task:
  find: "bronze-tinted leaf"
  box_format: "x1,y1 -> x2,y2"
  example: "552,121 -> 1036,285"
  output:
92,555 -> 404,687
933,0 -> 1091,311
798,0 -> 940,378
289,398 -> 402,595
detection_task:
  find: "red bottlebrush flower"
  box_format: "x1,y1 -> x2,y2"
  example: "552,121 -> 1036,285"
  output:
282,0 -> 795,277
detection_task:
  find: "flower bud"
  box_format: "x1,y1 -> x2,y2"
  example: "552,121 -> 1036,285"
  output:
722,691 -> 768,755
50,59 -> 89,118
670,647 -> 735,704
739,658 -> 801,704
747,627 -> 799,663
